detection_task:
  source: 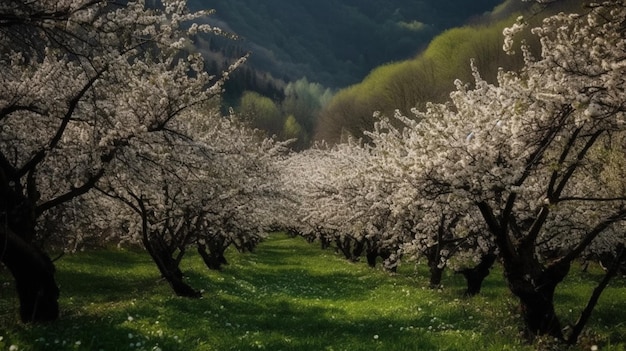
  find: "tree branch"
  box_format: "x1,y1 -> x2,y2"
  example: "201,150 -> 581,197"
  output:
567,244 -> 626,345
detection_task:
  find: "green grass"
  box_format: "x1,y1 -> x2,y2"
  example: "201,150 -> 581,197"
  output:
1,234 -> 625,351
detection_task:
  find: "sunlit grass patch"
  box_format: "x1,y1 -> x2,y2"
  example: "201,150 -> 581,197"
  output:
1,233 -> 625,350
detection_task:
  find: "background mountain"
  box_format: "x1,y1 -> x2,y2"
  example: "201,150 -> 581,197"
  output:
184,0 -> 580,148
188,0 -> 503,88
314,0 -> 587,144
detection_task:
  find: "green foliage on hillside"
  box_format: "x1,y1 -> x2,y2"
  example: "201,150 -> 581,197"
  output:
235,78 -> 333,150
315,17 -> 524,144
188,0 -> 503,87
315,0 -> 587,144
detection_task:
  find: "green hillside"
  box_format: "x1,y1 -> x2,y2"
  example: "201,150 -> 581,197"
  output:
188,0 -> 503,87
315,0 -> 589,144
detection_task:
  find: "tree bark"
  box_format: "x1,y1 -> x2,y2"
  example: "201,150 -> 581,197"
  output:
457,252 -> 497,297
505,261 -> 569,340
426,242 -> 445,288
142,236 -> 201,298
0,226 -> 59,323
335,237 -> 356,261
517,287 -> 563,339
197,241 -> 227,271
428,263 -> 445,289
567,245 -> 626,345
366,248 -> 377,268
352,239 -> 365,259
478,201 -> 565,340
132,195 -> 201,298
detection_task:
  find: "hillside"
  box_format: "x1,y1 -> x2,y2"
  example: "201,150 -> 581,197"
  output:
314,0 -> 589,144
188,0 -> 503,87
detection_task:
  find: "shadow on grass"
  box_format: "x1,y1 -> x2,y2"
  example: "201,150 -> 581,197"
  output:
2,234 -> 623,350
153,291 -> 442,351
55,249 -> 164,303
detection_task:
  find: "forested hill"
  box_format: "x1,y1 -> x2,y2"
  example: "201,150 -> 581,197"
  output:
187,0 -> 503,87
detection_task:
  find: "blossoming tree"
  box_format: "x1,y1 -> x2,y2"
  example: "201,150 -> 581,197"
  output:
0,0 -> 238,322
379,2 -> 626,342
93,108 -> 288,297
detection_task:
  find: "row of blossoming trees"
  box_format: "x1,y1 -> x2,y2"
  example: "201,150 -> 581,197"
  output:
278,1 -> 626,344
0,0 -> 288,323
1,0 -> 625,347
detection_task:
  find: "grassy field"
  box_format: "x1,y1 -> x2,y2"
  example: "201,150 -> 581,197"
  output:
1,234 -> 625,351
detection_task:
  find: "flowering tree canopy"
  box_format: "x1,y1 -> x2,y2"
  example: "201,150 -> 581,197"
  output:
281,1 -> 626,344
371,1 -> 626,342
0,0 -> 240,322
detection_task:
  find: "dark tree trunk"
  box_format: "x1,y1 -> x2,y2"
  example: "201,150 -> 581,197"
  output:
516,283 -> 563,340
505,260 -> 569,340
478,201 -> 567,340
366,249 -> 377,268
335,237 -> 356,261
132,196 -> 200,298
1,176 -> 60,323
320,236 -> 331,250
568,245 -> 626,345
428,263 -> 445,289
426,243 -> 445,289
457,253 -> 497,296
197,242 -> 227,271
352,239 -> 365,259
143,238 -> 201,298
0,226 -> 59,323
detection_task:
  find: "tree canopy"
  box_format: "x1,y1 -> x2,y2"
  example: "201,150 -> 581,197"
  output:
281,0 -> 626,344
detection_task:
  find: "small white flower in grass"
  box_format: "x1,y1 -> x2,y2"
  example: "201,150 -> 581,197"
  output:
9,345 -> 18,351
127,315 -> 134,322
591,346 -> 598,351
75,341 -> 81,346
373,335 -> 379,340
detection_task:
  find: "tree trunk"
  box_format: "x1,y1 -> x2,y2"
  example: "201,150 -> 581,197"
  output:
505,261 -> 569,340
0,226 -> 59,323
516,284 -> 563,340
457,252 -> 497,296
426,243 -> 445,289
429,263 -> 445,289
568,245 -> 626,345
352,239 -> 365,259
197,242 -> 227,271
335,237 -> 355,261
142,237 -> 201,298
366,249 -> 377,268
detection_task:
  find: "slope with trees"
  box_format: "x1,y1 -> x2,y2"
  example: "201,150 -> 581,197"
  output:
315,0 -> 586,144
189,0 -> 503,88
